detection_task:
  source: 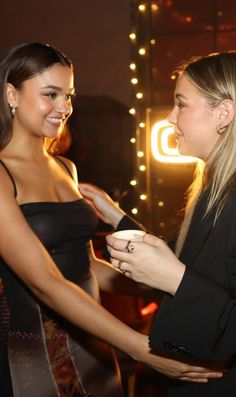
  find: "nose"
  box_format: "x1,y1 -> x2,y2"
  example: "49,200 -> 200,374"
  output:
166,107 -> 176,125
56,98 -> 72,116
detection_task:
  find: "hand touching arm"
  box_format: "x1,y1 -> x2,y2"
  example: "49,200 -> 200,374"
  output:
0,182 -> 222,381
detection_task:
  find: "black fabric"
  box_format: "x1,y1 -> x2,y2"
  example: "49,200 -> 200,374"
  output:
149,189 -> 236,396
0,199 -> 123,397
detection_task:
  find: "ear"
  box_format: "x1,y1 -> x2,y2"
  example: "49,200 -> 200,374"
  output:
218,99 -> 235,129
5,83 -> 18,107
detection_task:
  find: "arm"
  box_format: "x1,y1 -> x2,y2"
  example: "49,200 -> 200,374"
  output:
107,232 -> 236,363
0,175 -> 223,381
79,182 -> 126,228
79,182 -> 144,231
150,267 -> 236,363
88,240 -> 160,298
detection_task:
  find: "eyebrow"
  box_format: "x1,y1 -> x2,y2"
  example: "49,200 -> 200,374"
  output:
175,93 -> 188,100
41,85 -> 75,93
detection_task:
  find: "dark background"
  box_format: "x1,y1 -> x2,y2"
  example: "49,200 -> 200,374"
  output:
1,0 -> 236,237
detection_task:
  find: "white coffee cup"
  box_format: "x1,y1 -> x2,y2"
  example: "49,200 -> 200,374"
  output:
111,229 -> 145,241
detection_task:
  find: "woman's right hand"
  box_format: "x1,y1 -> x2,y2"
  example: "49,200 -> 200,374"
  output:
107,233 -> 185,295
79,183 -> 126,228
137,335 -> 224,383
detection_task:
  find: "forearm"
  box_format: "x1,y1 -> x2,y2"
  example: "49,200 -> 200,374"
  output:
34,273 -> 147,360
91,256 -> 160,297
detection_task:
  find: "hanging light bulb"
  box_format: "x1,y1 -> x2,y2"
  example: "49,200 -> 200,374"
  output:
140,194 -> 147,200
129,33 -> 136,40
136,92 -> 143,99
129,108 -> 136,115
139,47 -> 146,55
138,4 -> 146,12
130,180 -> 137,186
131,77 -> 138,85
137,151 -> 144,157
129,63 -> 136,70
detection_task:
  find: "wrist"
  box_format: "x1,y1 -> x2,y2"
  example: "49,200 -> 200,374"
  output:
110,207 -> 126,229
168,261 -> 186,296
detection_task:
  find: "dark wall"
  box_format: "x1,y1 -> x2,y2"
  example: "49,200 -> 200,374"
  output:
0,0 -> 132,106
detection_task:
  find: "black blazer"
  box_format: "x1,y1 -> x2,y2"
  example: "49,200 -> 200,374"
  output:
149,189 -> 236,396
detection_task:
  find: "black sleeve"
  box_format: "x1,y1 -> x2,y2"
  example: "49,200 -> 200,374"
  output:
149,267 -> 236,363
102,215 -> 145,261
115,214 -> 145,232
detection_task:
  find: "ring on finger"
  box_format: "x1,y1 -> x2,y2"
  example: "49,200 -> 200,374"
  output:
125,240 -> 135,253
117,260 -> 122,270
120,264 -> 127,274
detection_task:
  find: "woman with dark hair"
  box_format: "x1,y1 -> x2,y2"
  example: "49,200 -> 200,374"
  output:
0,42 -> 219,397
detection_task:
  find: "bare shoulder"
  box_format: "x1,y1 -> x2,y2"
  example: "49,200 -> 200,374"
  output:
56,155 -> 78,183
0,159 -> 17,199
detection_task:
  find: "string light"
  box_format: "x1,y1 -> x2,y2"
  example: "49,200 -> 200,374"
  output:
129,33 -> 136,40
128,1 -> 153,218
140,194 -> 147,200
136,92 -> 143,99
139,47 -> 146,55
130,179 -> 137,186
137,151 -> 144,157
129,107 -> 136,115
131,77 -> 138,85
139,122 -> 145,128
138,4 -> 146,12
130,63 -> 136,70
151,3 -> 159,12
139,165 -> 146,171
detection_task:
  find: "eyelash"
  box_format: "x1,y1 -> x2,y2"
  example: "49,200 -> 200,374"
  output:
45,93 -> 75,101
175,101 -> 185,109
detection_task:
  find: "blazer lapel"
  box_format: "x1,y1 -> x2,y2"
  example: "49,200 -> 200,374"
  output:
179,189 -> 215,267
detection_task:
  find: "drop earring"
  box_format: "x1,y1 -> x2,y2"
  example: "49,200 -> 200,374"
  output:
10,105 -> 16,117
217,125 -> 225,135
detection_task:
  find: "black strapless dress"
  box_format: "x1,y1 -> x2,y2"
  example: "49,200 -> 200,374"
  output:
0,199 -> 123,397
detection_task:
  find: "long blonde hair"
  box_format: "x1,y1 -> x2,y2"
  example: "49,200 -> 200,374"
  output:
175,51 -> 236,256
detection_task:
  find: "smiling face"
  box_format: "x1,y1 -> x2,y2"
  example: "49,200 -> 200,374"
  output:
167,73 -> 221,161
7,63 -> 75,140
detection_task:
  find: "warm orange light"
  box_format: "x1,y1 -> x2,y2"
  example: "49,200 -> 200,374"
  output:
138,4 -> 146,12
151,120 -> 198,163
129,33 -> 136,40
139,48 -> 146,55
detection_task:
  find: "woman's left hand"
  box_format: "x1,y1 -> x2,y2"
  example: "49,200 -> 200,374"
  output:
106,233 -> 186,295
79,183 -> 125,228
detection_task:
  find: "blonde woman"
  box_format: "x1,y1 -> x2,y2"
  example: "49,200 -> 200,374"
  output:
107,51 -> 236,396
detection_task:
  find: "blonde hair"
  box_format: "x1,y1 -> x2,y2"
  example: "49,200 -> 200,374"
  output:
175,51 -> 236,256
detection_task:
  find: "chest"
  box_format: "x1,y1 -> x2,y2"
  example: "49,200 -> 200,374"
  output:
20,200 -> 98,250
